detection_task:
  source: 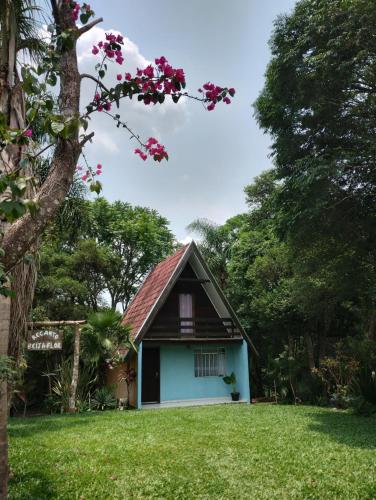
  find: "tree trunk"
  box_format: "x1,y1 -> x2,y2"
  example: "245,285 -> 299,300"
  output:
304,330 -> 315,371
69,325 -> 81,412
0,294 -> 10,499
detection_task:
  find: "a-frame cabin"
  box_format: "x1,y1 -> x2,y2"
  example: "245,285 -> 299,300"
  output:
107,242 -> 253,408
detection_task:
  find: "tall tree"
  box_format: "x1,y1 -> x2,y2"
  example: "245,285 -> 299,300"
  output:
0,1 -> 44,495
88,198 -> 174,311
254,0 -> 376,339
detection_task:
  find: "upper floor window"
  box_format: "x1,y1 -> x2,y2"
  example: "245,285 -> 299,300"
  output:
179,293 -> 193,334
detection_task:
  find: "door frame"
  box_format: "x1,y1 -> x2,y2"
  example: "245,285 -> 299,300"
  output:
141,347 -> 160,404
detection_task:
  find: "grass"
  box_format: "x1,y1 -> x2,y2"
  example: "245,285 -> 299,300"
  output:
8,404 -> 376,499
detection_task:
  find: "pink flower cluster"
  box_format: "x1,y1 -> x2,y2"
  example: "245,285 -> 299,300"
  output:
135,137 -> 168,162
92,33 -> 124,65
77,163 -> 103,182
132,56 -> 185,104
65,1 -> 93,23
198,83 -> 236,111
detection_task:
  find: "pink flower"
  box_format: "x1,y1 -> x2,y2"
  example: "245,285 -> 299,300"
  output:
155,56 -> 167,67
175,68 -> 185,84
92,46 -> 99,55
146,137 -> 158,147
23,128 -> 33,137
134,148 -> 147,161
207,102 -> 215,111
94,92 -> 100,101
104,102 -> 111,111
96,164 -> 102,170
143,65 -> 154,78
97,104 -> 103,112
116,56 -> 124,65
117,74 -> 122,81
223,97 -> 231,104
229,88 -> 236,97
163,64 -> 174,78
96,170 -> 102,176
125,72 -> 132,80
81,175 -> 88,182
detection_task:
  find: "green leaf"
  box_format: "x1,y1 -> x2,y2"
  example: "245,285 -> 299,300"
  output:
51,122 -> 65,135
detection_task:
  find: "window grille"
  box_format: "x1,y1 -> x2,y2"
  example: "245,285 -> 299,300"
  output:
194,349 -> 226,377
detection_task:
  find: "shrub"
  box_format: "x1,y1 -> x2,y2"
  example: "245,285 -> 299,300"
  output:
91,386 -> 117,411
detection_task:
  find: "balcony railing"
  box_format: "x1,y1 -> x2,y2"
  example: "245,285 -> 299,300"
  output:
147,317 -> 239,338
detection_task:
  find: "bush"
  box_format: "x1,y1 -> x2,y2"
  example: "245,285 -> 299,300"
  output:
91,386 -> 117,411
351,368 -> 376,416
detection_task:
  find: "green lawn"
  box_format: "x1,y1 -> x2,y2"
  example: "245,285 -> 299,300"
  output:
8,404 -> 376,499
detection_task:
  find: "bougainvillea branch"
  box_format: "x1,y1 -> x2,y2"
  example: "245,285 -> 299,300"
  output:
1,0 -> 235,273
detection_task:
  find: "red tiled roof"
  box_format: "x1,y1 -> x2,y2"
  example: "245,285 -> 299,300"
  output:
122,245 -> 189,340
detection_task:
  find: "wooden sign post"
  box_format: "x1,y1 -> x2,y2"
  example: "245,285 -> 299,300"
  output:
27,320 -> 86,412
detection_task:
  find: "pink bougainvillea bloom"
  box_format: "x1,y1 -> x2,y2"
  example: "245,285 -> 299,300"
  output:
146,137 -> 158,147
117,74 -> 122,81
229,87 -> 236,96
92,46 -> 99,55
163,64 -> 174,78
104,102 -> 111,111
175,68 -> 185,83
134,148 -> 147,161
96,170 -> 102,176
125,72 -> 132,80
23,128 -> 33,137
143,65 -> 154,78
207,102 -> 215,111
81,175 -> 88,182
97,104 -> 103,112
94,92 -> 100,101
155,56 -> 167,67
96,164 -> 102,170
223,97 -> 231,104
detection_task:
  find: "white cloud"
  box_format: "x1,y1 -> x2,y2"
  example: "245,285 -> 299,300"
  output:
180,235 -> 193,245
93,131 -> 120,154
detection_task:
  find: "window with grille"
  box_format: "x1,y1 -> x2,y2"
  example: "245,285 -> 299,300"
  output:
194,349 -> 226,377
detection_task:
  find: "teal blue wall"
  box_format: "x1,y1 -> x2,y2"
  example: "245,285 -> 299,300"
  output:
140,340 -> 250,403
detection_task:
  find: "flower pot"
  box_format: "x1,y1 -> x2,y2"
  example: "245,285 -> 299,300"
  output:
231,392 -> 240,402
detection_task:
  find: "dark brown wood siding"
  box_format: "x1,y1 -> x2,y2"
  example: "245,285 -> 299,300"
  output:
144,263 -> 239,339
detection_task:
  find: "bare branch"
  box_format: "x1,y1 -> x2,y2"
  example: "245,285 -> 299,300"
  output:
77,18 -> 103,37
31,142 -> 56,160
80,73 -> 109,93
79,131 -> 94,147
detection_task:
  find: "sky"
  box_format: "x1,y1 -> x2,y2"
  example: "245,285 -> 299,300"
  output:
77,0 -> 297,243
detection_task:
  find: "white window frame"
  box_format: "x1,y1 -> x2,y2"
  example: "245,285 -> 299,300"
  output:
194,348 -> 226,377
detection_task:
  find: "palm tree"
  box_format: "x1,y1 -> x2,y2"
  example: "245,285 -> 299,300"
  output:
187,218 -> 232,289
0,1 -> 44,496
68,310 -> 134,412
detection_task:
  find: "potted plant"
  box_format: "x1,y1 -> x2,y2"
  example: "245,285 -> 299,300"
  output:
223,372 -> 240,401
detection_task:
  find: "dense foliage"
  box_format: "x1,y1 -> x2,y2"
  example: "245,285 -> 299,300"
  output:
190,0 -> 376,411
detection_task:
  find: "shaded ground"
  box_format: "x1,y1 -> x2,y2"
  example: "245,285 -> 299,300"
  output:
9,404 -> 376,499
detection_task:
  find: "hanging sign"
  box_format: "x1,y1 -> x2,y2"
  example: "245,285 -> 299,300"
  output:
27,329 -> 63,351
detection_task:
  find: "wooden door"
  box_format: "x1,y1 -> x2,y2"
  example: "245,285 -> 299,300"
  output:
141,348 -> 160,403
